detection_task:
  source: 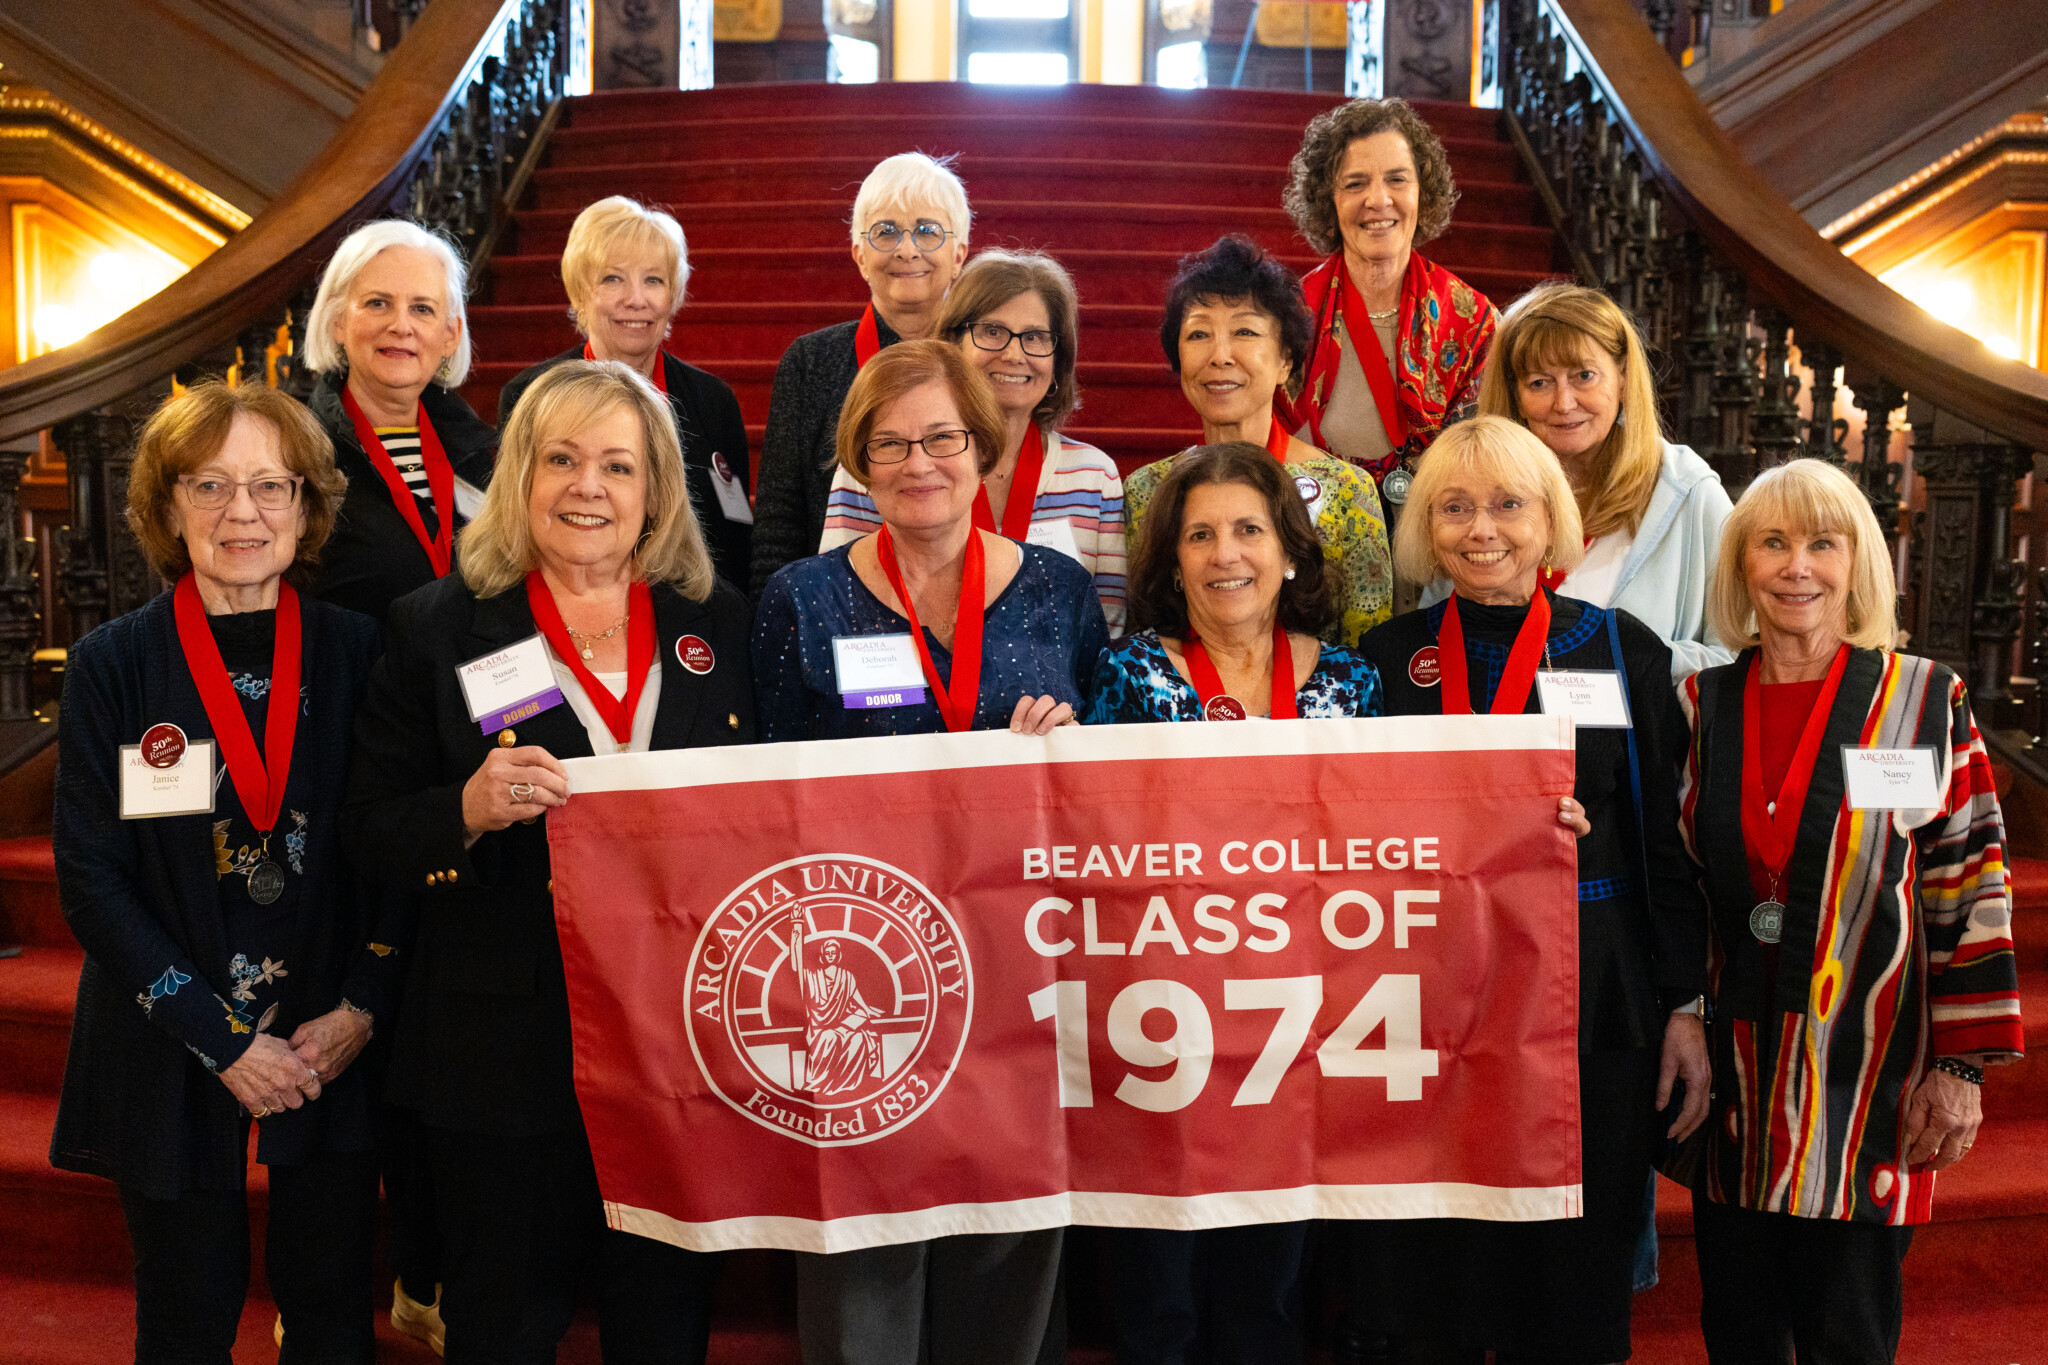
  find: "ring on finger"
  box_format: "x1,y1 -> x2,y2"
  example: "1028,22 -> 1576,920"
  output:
510,781 -> 536,802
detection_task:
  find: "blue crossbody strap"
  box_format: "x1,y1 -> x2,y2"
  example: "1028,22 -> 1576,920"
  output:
1607,609 -> 1648,868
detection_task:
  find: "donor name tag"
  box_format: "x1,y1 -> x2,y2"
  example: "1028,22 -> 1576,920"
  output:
120,739 -> 217,819
1535,669 -> 1632,729
458,634 -> 564,735
1841,745 -> 1941,810
834,633 -> 927,710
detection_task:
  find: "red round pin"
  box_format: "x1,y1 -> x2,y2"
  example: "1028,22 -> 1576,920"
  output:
1293,474 -> 1323,504
1408,646 -> 1440,688
1202,694 -> 1248,722
140,723 -> 188,769
675,635 -> 715,675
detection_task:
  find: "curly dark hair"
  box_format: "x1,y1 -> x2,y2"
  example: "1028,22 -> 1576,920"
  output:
1127,443 -> 1333,640
1158,236 -> 1316,396
1282,97 -> 1459,255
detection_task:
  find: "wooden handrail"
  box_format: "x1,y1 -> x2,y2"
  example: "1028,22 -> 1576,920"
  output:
0,0 -> 521,443
1555,0 -> 2048,452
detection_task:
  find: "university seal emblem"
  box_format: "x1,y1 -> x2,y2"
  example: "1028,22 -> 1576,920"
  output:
685,854 -> 972,1146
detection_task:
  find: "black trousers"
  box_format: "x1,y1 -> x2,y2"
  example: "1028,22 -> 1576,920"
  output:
378,1100 -> 441,1301
430,1123 -> 722,1365
120,1148 -> 379,1365
1100,1223 -> 1308,1365
1693,1196 -> 1914,1365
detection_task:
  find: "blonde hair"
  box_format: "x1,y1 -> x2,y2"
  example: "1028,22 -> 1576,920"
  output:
1479,282 -> 1664,539
850,152 -> 972,251
835,340 -> 1008,486
560,196 -> 689,334
305,219 -> 472,386
460,360 -> 714,601
1394,415 -> 1585,584
1708,458 -> 1896,650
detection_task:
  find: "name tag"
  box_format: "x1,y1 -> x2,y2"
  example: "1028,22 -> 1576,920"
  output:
709,452 -> 754,525
833,633 -> 926,709
1023,514 -> 1080,563
120,740 -> 217,819
1842,745 -> 1941,810
1535,669 -> 1632,729
457,634 -> 564,735
452,477 -> 485,522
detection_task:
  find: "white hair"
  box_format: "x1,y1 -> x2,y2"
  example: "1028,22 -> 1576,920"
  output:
849,152 -> 972,251
304,220 -> 473,386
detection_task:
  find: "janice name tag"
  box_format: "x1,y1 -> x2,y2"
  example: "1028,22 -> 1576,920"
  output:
1535,669 -> 1633,729
120,740 -> 217,819
833,633 -> 927,709
457,633 -> 565,735
1841,745 -> 1941,810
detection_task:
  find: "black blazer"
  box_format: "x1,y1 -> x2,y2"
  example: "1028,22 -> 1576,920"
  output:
497,349 -> 753,592
302,372 -> 499,623
340,570 -> 757,1135
50,591 -> 392,1198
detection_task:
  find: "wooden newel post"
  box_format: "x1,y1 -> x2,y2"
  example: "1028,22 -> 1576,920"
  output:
0,448 -> 38,721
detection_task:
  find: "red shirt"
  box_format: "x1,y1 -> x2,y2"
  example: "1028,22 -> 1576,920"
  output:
1757,679 -> 1825,808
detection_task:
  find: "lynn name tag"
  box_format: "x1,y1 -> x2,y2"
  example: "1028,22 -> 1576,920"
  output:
1535,669 -> 1632,729
833,633 -> 927,710
1841,745 -> 1942,810
120,740 -> 217,819
457,634 -> 565,735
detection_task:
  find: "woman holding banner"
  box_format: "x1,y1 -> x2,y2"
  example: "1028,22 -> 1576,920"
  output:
1353,415 -> 1711,1364
1678,459 -> 2022,1361
752,339 -> 1104,1365
342,360 -> 753,1363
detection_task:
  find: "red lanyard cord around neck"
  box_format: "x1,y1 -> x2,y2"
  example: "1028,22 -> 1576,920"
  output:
1265,413 -> 1291,461
973,424 -> 1049,540
1436,591 -> 1551,716
523,572 -> 657,744
582,341 -> 668,395
1740,643 -> 1851,898
173,574 -> 301,834
855,303 -> 882,368
340,386 -> 455,578
875,525 -> 986,733
1183,622 -> 1298,720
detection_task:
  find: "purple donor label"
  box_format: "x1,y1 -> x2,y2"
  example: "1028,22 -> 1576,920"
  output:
483,686 -> 565,734
843,687 -> 927,710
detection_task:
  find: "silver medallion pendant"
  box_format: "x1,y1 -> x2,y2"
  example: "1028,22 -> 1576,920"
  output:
1382,466 -> 1413,506
248,860 -> 286,906
1749,900 -> 1786,944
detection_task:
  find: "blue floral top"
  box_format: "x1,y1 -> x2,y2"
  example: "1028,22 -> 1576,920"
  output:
753,541 -> 1110,741
1084,629 -> 1384,724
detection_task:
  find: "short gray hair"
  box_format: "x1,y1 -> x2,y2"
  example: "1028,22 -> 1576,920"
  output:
304,220 -> 473,386
849,153 -> 972,252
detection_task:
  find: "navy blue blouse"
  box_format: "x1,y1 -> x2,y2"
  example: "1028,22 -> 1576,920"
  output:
753,542 -> 1109,741
1084,629 -> 1385,724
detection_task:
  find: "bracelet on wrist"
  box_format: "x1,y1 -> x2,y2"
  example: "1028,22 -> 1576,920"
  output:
1932,1055 -> 1984,1086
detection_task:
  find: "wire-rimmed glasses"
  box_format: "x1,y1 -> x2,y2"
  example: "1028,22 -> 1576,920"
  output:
864,220 -> 952,254
178,475 -> 304,511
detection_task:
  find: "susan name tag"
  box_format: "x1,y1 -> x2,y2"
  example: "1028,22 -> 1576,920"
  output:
1535,669 -> 1632,729
833,633 -> 927,710
457,633 -> 565,735
1841,745 -> 1941,810
120,739 -> 217,818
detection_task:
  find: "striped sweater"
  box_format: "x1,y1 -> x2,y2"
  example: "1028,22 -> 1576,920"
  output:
1677,648 -> 2024,1224
819,430 -> 1128,634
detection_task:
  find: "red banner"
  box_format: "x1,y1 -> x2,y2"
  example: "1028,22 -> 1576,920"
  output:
548,716 -> 1582,1252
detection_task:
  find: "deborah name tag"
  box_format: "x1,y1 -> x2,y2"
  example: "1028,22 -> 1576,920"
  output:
1535,670 -> 1632,729
833,633 -> 926,709
120,740 -> 217,818
458,634 -> 565,735
1842,745 -> 1941,810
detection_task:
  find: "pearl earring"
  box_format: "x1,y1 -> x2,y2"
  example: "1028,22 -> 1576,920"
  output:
1284,566 -> 1297,581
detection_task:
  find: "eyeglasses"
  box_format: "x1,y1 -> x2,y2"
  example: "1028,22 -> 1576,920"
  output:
1433,495 -> 1533,526
178,475 -> 304,511
864,220 -> 952,254
964,322 -> 1057,357
864,430 -> 972,465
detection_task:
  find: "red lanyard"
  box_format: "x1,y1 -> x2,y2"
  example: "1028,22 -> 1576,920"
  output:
1740,644 -> 1851,897
583,341 -> 668,395
1537,537 -> 1596,592
173,574 -> 300,834
524,572 -> 657,744
855,303 -> 882,368
973,425 -> 1049,540
1437,591 -> 1551,716
876,525 -> 986,733
1335,260 -> 1407,452
340,387 -> 455,578
1184,623 -> 1297,720
1265,413 -> 1291,461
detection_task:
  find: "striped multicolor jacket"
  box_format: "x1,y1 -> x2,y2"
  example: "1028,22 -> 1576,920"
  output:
1677,648 -> 2024,1224
820,430 -> 1128,635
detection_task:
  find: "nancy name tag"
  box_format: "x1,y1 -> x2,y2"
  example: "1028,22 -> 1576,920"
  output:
833,633 -> 927,710
1535,669 -> 1633,729
120,739 -> 217,818
1841,745 -> 1942,810
458,634 -> 565,735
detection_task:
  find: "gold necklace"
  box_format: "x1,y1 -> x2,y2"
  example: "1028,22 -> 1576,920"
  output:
564,614 -> 629,661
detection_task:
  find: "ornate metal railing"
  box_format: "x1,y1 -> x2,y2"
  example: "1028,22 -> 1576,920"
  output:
1502,0 -> 2048,735
0,0 -> 577,721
